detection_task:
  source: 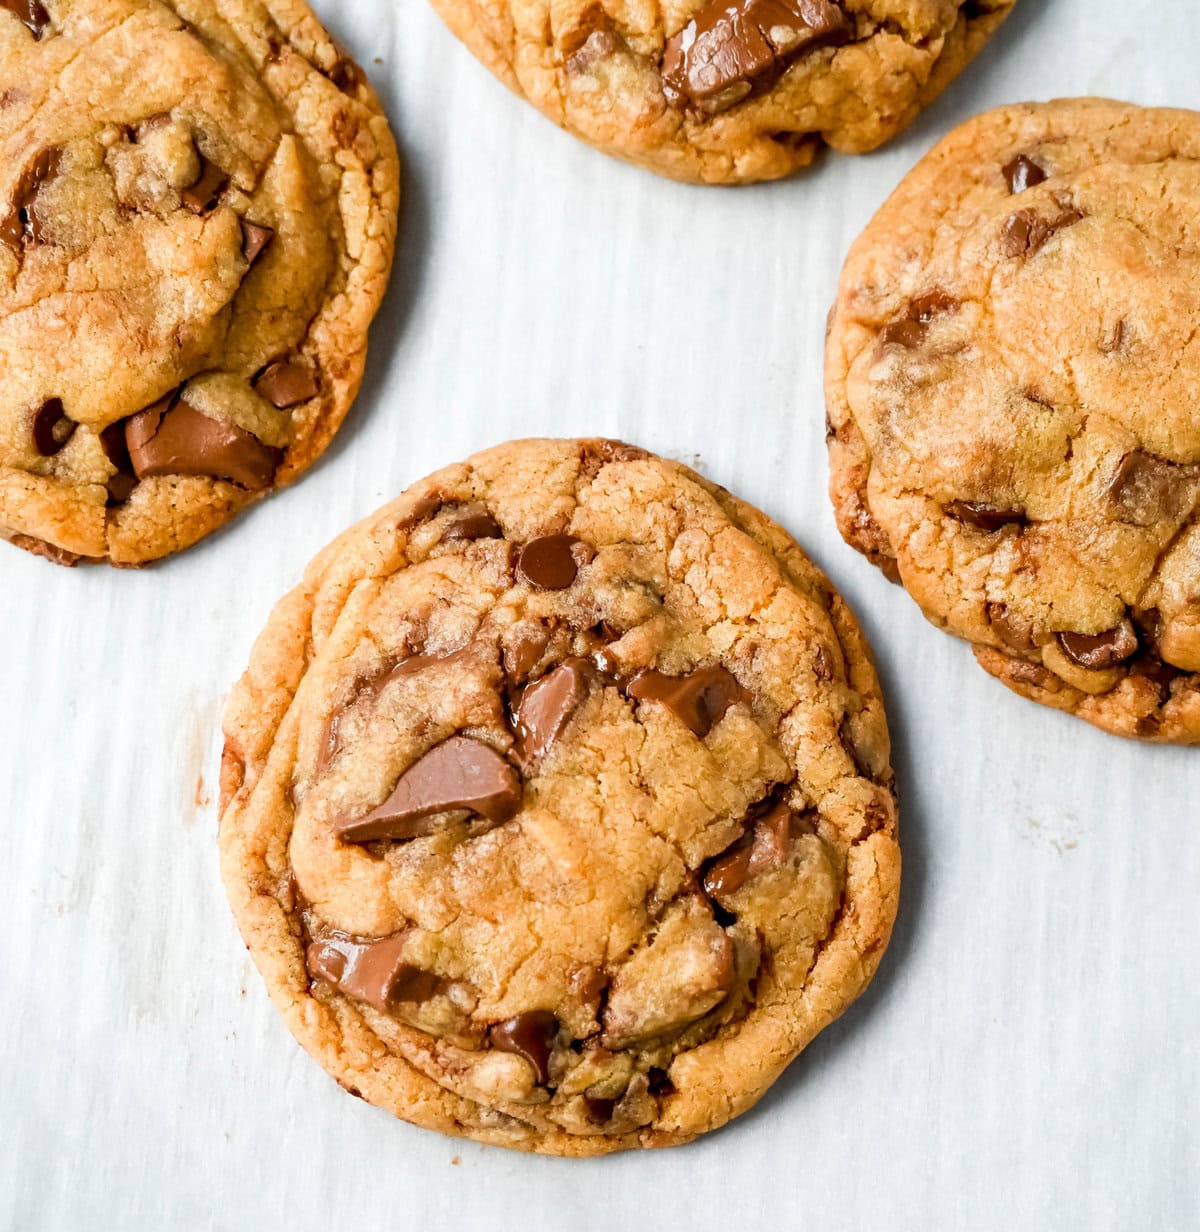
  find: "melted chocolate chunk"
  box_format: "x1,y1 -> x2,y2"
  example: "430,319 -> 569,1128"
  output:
180,158 -> 227,215
307,931 -> 445,1013
442,506 -> 502,541
504,628 -> 550,681
336,736 -> 521,843
1002,202 -> 1083,258
125,395 -> 280,490
240,219 -> 274,265
513,659 -> 588,767
627,666 -> 749,738
1,146 -> 61,251
1107,450 -> 1187,524
880,289 -> 958,349
489,1011 -> 558,1085
661,0 -> 849,114
2,0 -> 50,37
31,398 -> 75,456
946,500 -> 1026,532
517,535 -> 583,590
702,800 -> 796,899
254,360 -> 319,409
1003,154 -> 1048,194
1058,620 -> 1139,671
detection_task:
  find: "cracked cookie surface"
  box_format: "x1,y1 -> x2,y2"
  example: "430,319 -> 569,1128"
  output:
424,0 -> 1014,184
826,100 -> 1200,744
219,438 -> 900,1154
1,0 -> 399,565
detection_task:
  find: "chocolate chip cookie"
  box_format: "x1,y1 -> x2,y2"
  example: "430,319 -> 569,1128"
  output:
826,100 -> 1200,744
425,0 -> 1014,184
1,0 -> 399,565
219,439 -> 900,1154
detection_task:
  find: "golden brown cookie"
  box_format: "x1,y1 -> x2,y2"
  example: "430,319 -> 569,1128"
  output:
219,438 -> 900,1154
826,99 -> 1200,744
425,0 -> 1015,184
0,0 -> 399,565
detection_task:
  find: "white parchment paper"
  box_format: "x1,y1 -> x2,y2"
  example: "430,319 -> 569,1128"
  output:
3,1 -> 1198,1228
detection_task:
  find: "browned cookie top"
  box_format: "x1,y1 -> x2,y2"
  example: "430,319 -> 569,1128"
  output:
0,0 -> 399,565
219,439 -> 899,1155
827,100 -> 1200,744
425,0 -> 1015,184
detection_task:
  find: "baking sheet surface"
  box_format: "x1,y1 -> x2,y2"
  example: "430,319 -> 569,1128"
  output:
2,2 -> 1198,1228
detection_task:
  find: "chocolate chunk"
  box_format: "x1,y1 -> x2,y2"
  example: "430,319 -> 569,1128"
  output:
306,931 -> 445,1013
627,666 -> 748,737
240,219 -> 274,266
513,660 -> 588,767
180,158 -> 227,215
336,735 -> 521,843
946,500 -> 1026,532
986,601 -> 1035,652
99,420 -> 138,502
880,289 -> 958,349
1058,620 -> 1139,670
702,800 -> 796,899
1107,450 -> 1186,524
489,1011 -> 559,1085
442,506 -> 502,541
31,398 -> 75,456
1002,202 -> 1082,258
1003,154 -> 1048,194
1,146 -> 61,251
2,0 -> 50,37
504,628 -> 550,681
584,1095 -> 617,1123
125,396 -> 280,490
517,535 -> 583,590
566,28 -> 619,75
254,360 -> 319,409
661,0 -> 850,114
1129,650 -> 1181,694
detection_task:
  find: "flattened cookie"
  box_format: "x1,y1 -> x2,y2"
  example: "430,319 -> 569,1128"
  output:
425,0 -> 1014,184
219,439 -> 899,1154
0,0 -> 399,565
826,100 -> 1200,744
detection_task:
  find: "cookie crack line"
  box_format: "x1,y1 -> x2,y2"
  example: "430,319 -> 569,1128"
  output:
221,439 -> 900,1153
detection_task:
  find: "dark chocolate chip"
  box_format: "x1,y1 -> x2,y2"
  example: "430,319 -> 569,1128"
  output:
517,534 -> 583,590
489,1011 -> 558,1085
627,666 -> 749,738
254,359 -> 319,409
240,219 -> 274,265
1003,154 -> 1048,194
31,398 -> 75,456
442,506 -> 502,542
513,659 -> 588,767
946,500 -> 1026,532
1058,620 -> 1139,670
2,0 -> 50,37
125,395 -> 280,490
180,158 -> 227,215
336,735 -> 521,844
661,0 -> 850,114
306,931 -> 445,1013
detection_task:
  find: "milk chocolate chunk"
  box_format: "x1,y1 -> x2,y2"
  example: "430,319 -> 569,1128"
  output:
31,399 -> 75,456
1058,619 -> 1139,670
1003,154 -> 1048,194
489,1011 -> 559,1084
307,931 -> 444,1013
126,396 -> 280,490
661,0 -> 849,114
1107,450 -> 1187,524
513,660 -> 588,766
627,666 -> 748,737
337,735 -> 521,843
2,0 -> 50,37
240,219 -> 274,265
442,506 -> 502,541
254,359 -> 319,409
880,289 -> 957,349
946,500 -> 1026,532
2,146 -> 61,250
180,158 -> 227,215
703,800 -> 795,899
1002,202 -> 1082,258
517,535 -> 583,589
504,628 -> 550,681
